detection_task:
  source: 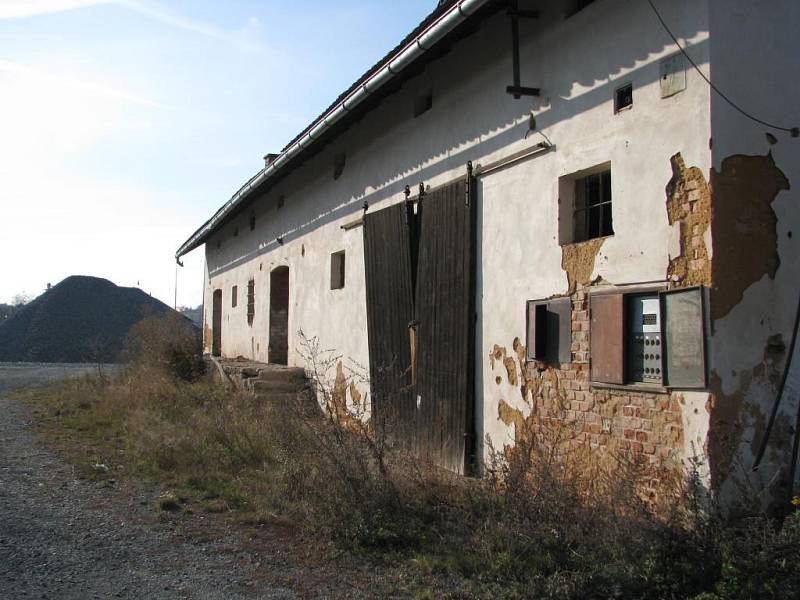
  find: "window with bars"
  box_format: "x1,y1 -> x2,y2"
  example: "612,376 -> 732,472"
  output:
247,279 -> 255,326
574,169 -> 613,242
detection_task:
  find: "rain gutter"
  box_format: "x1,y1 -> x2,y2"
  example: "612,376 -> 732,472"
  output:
176,0 -> 493,260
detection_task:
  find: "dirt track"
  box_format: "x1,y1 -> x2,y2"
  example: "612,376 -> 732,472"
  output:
0,363 -> 298,600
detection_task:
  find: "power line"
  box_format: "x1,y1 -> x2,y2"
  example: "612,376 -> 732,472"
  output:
647,0 -> 799,138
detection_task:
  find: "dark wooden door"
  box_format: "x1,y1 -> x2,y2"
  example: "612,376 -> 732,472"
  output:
363,203 -> 416,446
414,179 -> 475,474
363,176 -> 476,474
269,267 -> 289,365
212,289 -> 222,357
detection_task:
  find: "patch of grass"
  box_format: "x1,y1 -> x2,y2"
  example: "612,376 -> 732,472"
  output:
156,491 -> 182,512
18,320 -> 800,599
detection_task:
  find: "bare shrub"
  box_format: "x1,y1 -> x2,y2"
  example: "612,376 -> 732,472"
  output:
122,312 -> 203,381
27,335 -> 800,599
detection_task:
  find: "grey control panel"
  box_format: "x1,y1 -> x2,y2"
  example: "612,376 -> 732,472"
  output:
628,294 -> 662,384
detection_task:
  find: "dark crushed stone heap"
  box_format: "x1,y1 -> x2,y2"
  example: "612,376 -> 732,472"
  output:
0,276 -> 193,364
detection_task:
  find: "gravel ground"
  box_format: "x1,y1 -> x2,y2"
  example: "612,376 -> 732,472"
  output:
0,363 -> 299,600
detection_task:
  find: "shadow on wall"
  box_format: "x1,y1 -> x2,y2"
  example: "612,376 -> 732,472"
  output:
206,0 -> 707,278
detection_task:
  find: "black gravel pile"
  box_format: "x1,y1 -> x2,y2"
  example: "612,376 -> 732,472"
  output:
0,276 -> 186,363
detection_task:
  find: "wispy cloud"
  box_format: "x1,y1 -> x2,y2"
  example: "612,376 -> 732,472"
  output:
0,0 -> 114,19
0,58 -> 170,108
0,0 -> 265,52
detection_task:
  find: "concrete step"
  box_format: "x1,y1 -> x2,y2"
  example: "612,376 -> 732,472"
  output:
256,367 -> 306,382
252,391 -> 315,407
251,379 -> 310,394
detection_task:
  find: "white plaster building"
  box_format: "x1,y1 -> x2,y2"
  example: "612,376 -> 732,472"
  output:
177,0 -> 800,507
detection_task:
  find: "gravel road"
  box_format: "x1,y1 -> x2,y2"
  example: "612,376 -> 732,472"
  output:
0,363 -> 299,600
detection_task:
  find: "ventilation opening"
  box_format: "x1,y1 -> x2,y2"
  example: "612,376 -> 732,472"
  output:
614,83 -> 633,113
249,212 -> 256,231
330,250 -> 346,290
231,285 -> 238,308
414,92 -> 433,117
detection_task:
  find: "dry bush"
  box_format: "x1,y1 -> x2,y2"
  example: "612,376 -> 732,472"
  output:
122,312 -> 203,381
277,336 -> 800,599
28,333 -> 800,599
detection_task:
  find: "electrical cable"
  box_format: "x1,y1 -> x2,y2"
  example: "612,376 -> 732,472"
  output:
647,0 -> 799,138
752,291 -> 800,471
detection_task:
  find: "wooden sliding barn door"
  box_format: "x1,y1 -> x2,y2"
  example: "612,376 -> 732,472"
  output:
414,178 -> 476,474
363,173 -> 476,474
363,203 -> 416,446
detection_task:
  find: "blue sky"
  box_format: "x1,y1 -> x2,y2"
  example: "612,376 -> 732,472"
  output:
0,0 -> 434,307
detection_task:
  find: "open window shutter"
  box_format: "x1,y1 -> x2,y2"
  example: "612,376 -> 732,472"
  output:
661,287 -> 707,388
549,297 -> 572,364
527,301 -> 548,361
590,293 -> 624,384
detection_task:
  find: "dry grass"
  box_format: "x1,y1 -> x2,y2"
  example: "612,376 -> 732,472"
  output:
19,319 -> 800,599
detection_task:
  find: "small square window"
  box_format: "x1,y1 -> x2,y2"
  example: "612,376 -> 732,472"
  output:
231,285 -> 238,308
614,83 -> 633,112
574,169 -> 613,242
330,251 -> 345,290
526,297 -> 572,364
559,164 -> 614,245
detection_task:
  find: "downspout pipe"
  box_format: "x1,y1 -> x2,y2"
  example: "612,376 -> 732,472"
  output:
175,0 -> 492,261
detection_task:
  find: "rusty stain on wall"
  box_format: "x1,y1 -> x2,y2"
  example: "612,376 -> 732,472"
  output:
504,356 -> 518,387
498,399 -> 527,440
709,331 -> 791,490
489,344 -> 504,370
561,238 -> 605,295
707,371 -> 747,489
665,153 -> 712,287
710,152 -> 790,321
330,361 -> 360,429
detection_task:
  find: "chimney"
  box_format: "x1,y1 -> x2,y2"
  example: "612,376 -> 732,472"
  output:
264,153 -> 279,168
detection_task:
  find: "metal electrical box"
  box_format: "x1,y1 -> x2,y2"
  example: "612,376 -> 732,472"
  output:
627,294 -> 662,384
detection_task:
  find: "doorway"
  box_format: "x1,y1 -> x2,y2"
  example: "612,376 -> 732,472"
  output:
212,289 -> 222,357
269,266 -> 290,365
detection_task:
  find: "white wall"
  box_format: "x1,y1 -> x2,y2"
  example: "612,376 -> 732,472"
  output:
202,0 -> 713,470
708,0 -> 800,507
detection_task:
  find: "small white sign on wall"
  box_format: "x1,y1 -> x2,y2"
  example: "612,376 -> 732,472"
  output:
660,53 -> 687,98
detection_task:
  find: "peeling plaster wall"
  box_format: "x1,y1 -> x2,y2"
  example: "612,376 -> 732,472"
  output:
707,0 -> 800,509
198,0 -> 716,482
478,0 -> 712,481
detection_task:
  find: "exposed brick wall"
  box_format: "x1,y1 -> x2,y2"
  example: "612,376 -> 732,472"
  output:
494,283 -> 685,481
